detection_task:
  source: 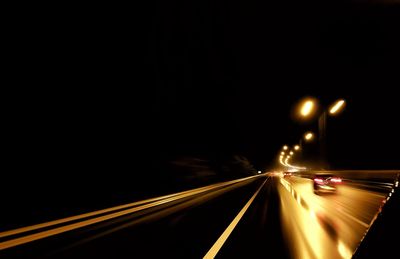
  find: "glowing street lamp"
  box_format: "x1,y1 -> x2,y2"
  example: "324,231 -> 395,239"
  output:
300,100 -> 316,117
319,99 -> 346,167
293,133 -> 313,163
304,132 -> 314,141
329,99 -> 346,115
283,145 -> 289,150
293,96 -> 346,169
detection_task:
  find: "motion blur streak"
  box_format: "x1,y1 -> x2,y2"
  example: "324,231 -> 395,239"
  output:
338,240 -> 352,259
62,176 -> 265,251
278,174 -> 389,259
0,175 -> 262,250
0,187 -> 203,239
0,172 -> 396,258
0,175 -> 259,240
203,176 -> 269,259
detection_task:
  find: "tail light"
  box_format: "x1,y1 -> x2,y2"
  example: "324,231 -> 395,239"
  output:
331,177 -> 342,183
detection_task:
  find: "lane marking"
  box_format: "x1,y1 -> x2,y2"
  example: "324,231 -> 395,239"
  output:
338,209 -> 370,228
281,177 -> 370,228
0,175 -> 262,250
203,177 -> 269,259
0,175 -> 260,240
0,194 -> 181,239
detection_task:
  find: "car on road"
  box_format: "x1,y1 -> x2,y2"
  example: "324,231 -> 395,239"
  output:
313,174 -> 342,194
283,172 -> 293,178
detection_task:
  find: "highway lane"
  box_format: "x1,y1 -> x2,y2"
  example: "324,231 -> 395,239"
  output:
0,175 -> 268,258
213,176 -> 291,259
0,172 -> 396,258
278,174 -> 390,259
205,172 -> 395,259
0,175 -> 262,245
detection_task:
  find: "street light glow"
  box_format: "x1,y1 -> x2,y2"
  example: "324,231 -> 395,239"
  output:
283,145 -> 288,150
304,132 -> 314,141
294,145 -> 300,151
300,100 -> 315,117
290,151 -> 294,155
329,99 -> 345,115
281,151 -> 285,155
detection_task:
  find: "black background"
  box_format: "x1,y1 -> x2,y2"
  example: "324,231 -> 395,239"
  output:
2,1 -> 400,228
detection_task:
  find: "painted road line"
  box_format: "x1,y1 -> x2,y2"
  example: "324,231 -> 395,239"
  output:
203,177 -> 269,259
0,175 -> 262,250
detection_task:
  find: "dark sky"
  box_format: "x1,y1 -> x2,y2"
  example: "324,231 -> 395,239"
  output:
2,1 -> 400,228
4,1 -> 400,194
148,0 -> 400,169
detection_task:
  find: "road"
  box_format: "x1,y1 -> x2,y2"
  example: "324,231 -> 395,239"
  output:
278,174 -> 390,259
0,172 -> 397,258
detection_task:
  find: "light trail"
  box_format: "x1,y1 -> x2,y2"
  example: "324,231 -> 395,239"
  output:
0,175 -> 263,250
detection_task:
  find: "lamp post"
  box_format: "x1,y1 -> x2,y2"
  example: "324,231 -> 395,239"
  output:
319,111 -> 327,167
299,131 -> 314,150
320,99 -> 346,168
291,132 -> 314,165
298,99 -> 346,169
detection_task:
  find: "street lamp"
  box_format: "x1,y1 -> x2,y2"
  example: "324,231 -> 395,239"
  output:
293,132 -> 315,164
294,97 -> 346,169
318,99 -> 346,168
300,100 -> 315,117
304,132 -> 314,141
329,99 -> 346,115
283,145 -> 289,150
298,132 -> 314,150
318,99 -> 345,170
295,98 -> 319,121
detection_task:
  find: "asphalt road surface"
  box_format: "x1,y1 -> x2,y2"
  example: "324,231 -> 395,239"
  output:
0,172 -> 397,259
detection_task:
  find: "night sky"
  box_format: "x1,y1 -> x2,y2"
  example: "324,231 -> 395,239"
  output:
3,1 -> 400,226
148,0 -> 400,169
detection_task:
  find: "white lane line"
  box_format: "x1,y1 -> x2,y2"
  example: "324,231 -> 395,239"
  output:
339,209 -> 370,228
0,194 -> 181,239
203,177 -> 269,259
0,175 -> 261,240
284,176 -> 376,227
0,175 -> 262,250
